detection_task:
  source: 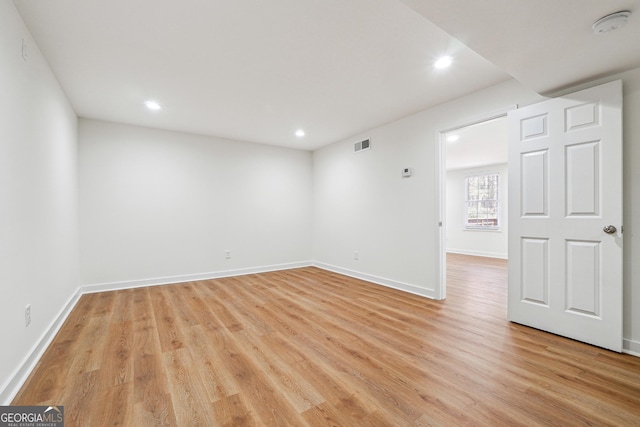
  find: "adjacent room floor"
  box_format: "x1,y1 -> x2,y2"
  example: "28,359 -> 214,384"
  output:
13,254 -> 640,426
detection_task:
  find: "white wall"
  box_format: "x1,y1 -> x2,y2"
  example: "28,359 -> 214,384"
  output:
0,2 -> 80,403
313,68 -> 640,352
79,119 -> 313,287
446,164 -> 508,259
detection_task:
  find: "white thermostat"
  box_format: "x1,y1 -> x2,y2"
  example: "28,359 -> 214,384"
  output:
402,167 -> 413,178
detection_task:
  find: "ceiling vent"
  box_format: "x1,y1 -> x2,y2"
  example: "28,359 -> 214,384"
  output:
354,138 -> 371,153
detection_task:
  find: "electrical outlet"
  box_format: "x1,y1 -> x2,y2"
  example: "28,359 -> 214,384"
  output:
354,250 -> 359,260
25,304 -> 31,327
225,250 -> 231,259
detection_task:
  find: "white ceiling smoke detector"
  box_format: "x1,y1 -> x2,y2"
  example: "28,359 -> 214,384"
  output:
592,11 -> 631,34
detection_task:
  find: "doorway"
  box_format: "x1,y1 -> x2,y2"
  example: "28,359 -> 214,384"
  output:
437,110 -> 511,299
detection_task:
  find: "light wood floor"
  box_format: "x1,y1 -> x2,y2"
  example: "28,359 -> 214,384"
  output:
13,254 -> 640,426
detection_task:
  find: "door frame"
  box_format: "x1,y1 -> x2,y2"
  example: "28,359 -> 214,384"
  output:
435,105 -> 517,300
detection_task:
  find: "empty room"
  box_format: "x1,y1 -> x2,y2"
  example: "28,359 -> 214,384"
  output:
2,0 -> 640,425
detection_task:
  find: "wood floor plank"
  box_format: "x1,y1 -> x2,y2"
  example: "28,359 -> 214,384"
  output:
12,255 -> 640,426
211,393 -> 257,427
59,370 -> 99,427
95,382 -> 134,427
163,348 -> 215,426
112,289 -> 135,323
259,301 -> 429,422
203,326 -> 309,426
302,399 -> 367,426
149,286 -> 186,353
233,329 -> 326,413
98,319 -> 133,387
182,325 -> 241,402
133,392 -> 177,427
131,288 -> 177,425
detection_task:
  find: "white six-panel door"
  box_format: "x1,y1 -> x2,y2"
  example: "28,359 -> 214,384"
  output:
508,80 -> 623,352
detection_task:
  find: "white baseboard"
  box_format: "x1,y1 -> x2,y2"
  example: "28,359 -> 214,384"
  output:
623,338 -> 640,357
313,262 -> 436,299
1,290 -> 82,405
80,261 -> 313,294
446,248 -> 508,259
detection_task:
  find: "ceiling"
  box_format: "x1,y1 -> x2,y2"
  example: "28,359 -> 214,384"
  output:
13,0 -> 640,151
401,0 -> 640,94
445,117 -> 507,171
443,116 -> 508,170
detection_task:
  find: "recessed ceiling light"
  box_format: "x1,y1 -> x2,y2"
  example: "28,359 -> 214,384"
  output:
295,129 -> 305,137
434,56 -> 453,69
144,100 -> 161,111
593,11 -> 631,34
447,134 -> 460,143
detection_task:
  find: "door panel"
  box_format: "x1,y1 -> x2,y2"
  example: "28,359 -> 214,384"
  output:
521,238 -> 548,305
566,240 -> 599,316
521,150 -> 548,216
508,80 -> 623,352
566,141 -> 599,215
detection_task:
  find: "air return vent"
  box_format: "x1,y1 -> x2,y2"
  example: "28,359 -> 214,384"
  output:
354,138 -> 371,153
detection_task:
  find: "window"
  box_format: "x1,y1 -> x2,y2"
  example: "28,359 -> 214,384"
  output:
465,172 -> 500,229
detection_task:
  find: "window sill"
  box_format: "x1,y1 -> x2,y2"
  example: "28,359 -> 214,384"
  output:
464,227 -> 502,233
